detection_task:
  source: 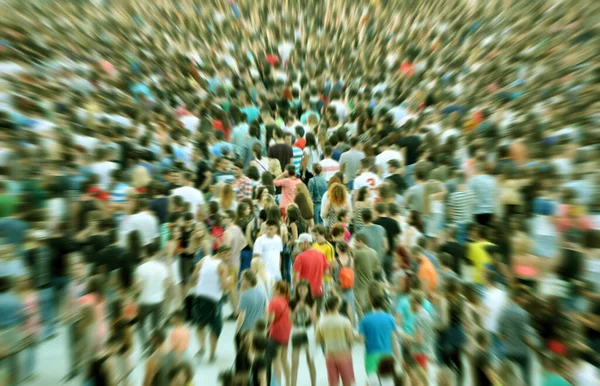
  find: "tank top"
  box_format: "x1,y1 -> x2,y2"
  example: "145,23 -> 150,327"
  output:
151,350 -> 177,386
195,257 -> 223,301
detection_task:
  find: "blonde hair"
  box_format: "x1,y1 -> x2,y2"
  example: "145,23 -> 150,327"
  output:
131,165 -> 151,188
329,183 -> 347,207
219,184 -> 235,211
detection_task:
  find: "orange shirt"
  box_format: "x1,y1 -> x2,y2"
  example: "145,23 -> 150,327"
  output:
417,258 -> 438,293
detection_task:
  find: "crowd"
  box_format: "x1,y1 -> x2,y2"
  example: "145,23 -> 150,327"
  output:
0,0 -> 599,385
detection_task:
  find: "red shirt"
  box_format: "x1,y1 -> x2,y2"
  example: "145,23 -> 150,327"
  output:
266,54 -> 280,67
293,249 -> 329,297
294,138 -> 306,149
268,296 -> 292,344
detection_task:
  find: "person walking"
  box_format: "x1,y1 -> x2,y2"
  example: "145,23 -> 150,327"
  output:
192,246 -> 231,362
353,233 -> 380,318
359,292 -> 398,377
292,233 -> 329,310
316,296 -> 355,386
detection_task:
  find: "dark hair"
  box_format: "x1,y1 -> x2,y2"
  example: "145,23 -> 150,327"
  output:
361,208 -> 373,223
241,270 -> 258,287
246,165 -> 260,181
325,296 -> 340,312
293,280 -> 314,306
357,186 -> 369,202
286,164 -> 296,176
312,163 -> 322,175
354,233 -> 369,245
374,202 -> 387,214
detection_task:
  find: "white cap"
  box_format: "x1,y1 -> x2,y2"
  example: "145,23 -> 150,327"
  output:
296,233 -> 313,244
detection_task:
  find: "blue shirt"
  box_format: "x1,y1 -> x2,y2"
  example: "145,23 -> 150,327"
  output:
468,174 -> 497,215
292,147 -> 303,172
359,310 -> 396,354
397,297 -> 435,336
0,292 -> 23,328
231,123 -> 250,156
241,106 -> 260,123
210,142 -> 234,157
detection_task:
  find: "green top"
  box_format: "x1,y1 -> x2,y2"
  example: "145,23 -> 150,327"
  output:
0,194 -> 20,218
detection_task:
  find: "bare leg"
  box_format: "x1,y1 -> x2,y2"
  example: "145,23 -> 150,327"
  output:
209,332 -> 218,361
280,345 -> 291,386
291,347 -> 300,386
196,328 -> 206,356
273,349 -> 282,385
305,349 -> 316,386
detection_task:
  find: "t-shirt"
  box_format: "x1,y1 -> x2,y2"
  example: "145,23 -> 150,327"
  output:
359,310 -> 396,354
268,296 -> 292,344
339,149 -> 365,183
319,158 -> 340,181
171,186 -> 205,215
273,177 -> 302,209
268,143 -> 293,170
375,150 -> 402,178
354,172 -> 381,199
0,194 -> 19,218
417,258 -> 438,292
293,249 -> 329,297
357,224 -> 386,260
135,260 -> 168,304
542,373 -> 570,386
467,241 -> 494,284
91,161 -> 118,191
238,287 -> 267,332
292,146 -> 303,172
374,217 -> 401,254
316,314 -> 353,355
483,287 -> 507,333
252,235 -> 283,279
398,135 -> 421,165
353,247 -> 379,289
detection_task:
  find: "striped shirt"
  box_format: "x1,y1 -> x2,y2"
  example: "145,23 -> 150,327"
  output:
448,190 -> 476,224
292,146 -> 303,173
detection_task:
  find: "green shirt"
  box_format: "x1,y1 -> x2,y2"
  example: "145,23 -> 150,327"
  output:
0,195 -> 19,218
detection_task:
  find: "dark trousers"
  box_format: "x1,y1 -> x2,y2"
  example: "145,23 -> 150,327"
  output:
506,354 -> 530,386
137,302 -> 163,349
475,213 -> 493,227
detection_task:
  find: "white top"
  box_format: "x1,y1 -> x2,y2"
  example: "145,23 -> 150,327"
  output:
90,161 -> 118,190
375,149 -> 402,178
252,235 -> 283,280
353,172 -> 381,199
128,211 -> 159,246
319,158 -> 340,181
136,260 -> 169,304
483,286 -> 507,333
180,115 -> 199,133
303,146 -> 322,172
195,257 -> 223,302
171,186 -> 205,215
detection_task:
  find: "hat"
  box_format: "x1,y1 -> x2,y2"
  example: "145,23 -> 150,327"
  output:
296,233 -> 313,244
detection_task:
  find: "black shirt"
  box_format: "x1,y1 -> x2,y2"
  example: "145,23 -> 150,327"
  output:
268,143 -> 293,170
397,135 -> 422,166
385,174 -> 408,195
195,160 -> 211,191
150,197 -> 170,225
557,248 -> 583,282
374,216 -> 401,254
49,236 -> 76,278
439,241 -> 465,276
96,245 -> 132,288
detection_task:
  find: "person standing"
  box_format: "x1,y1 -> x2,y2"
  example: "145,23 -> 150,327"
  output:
315,296 -> 355,386
448,171 -> 476,243
413,246 -> 439,294
231,161 -> 254,201
308,164 -> 328,225
468,162 -> 497,227
292,233 -> 329,309
235,270 -> 267,350
498,287 -> 534,385
222,210 -> 248,318
482,271 -> 507,361
142,329 -> 177,386
359,293 -> 398,377
319,146 -> 340,182
135,242 -> 170,352
192,246 -> 230,362
170,172 -> 205,217
268,128 -> 293,171
353,233 -> 380,318
373,203 -> 401,282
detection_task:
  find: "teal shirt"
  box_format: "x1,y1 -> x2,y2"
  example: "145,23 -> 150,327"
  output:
542,373 -> 570,386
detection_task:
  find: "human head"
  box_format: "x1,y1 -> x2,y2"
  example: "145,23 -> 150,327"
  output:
325,296 -> 340,313
215,245 -> 232,261
296,232 -> 313,252
240,269 -> 258,291
286,164 -> 296,177
354,233 -> 368,248
232,160 -> 244,179
265,219 -> 278,237
293,280 -> 313,302
273,280 -> 290,299
312,224 -> 327,243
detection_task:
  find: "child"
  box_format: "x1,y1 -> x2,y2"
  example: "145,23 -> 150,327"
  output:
169,310 -> 191,361
17,275 -> 40,382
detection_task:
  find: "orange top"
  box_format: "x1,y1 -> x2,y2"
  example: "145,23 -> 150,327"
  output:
418,258 -> 438,293
170,326 -> 191,354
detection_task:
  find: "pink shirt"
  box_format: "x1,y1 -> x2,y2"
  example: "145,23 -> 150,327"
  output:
79,293 -> 107,346
170,326 -> 191,354
273,177 -> 303,210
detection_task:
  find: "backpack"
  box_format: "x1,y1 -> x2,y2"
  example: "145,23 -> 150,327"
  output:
336,256 -> 354,289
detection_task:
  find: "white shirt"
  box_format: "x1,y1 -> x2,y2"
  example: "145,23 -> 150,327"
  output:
319,158 -> 340,181
375,149 -> 402,178
353,172 -> 381,199
483,286 -> 507,333
128,211 -> 159,246
136,260 -> 169,304
180,115 -> 199,133
171,185 -> 205,215
329,100 -> 349,122
440,128 -> 460,145
252,235 -> 283,280
90,161 -> 118,190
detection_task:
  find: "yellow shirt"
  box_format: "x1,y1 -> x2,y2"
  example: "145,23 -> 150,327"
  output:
467,241 -> 493,284
312,241 -> 335,281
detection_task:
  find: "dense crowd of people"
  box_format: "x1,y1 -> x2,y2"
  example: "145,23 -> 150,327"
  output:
0,0 -> 599,385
